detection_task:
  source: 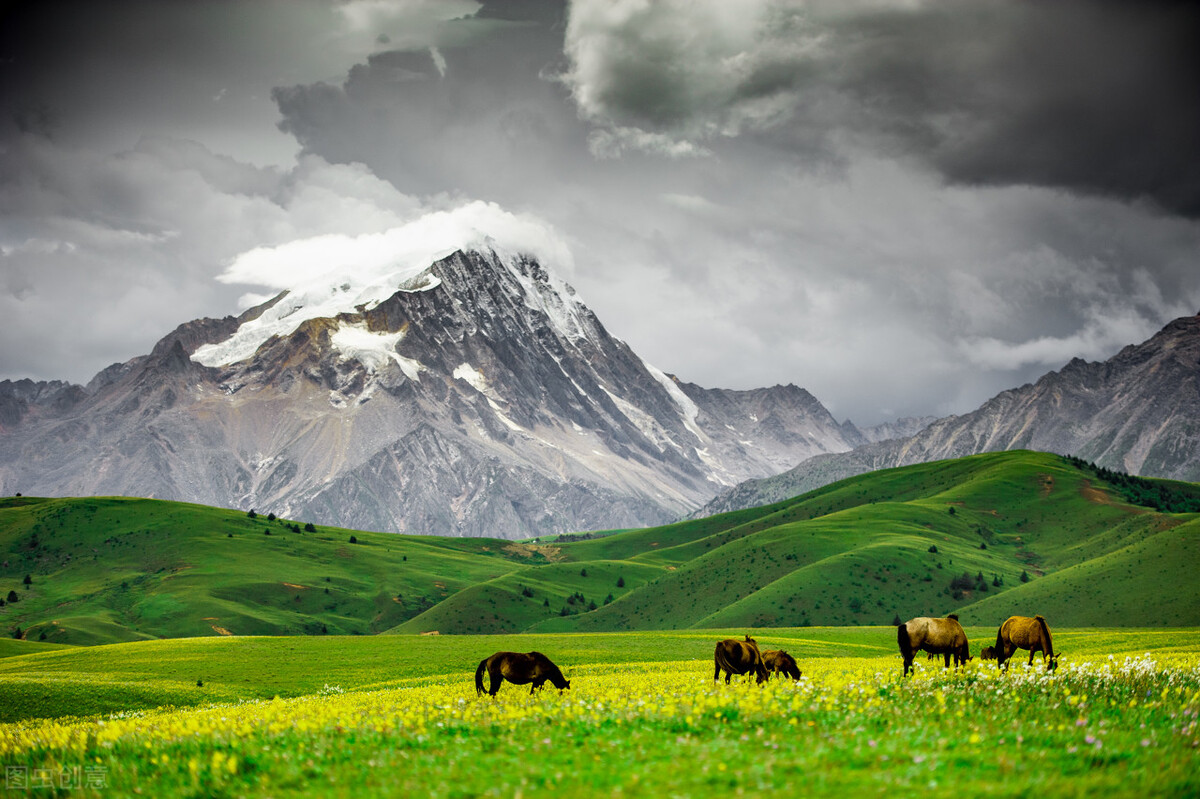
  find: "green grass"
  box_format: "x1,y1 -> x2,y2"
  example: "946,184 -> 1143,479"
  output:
2,451 -> 1199,644
2,626 -> 1196,723
1,629 -> 1198,797
0,638 -> 71,659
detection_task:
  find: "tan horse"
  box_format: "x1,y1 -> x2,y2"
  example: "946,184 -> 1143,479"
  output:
475,651 -> 571,696
714,635 -> 769,684
898,614 -> 971,677
995,615 -> 1059,671
762,649 -> 802,681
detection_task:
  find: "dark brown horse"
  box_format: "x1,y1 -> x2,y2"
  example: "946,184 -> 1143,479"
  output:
980,645 -> 997,661
995,615 -> 1059,671
761,649 -> 802,681
714,635 -> 769,684
898,614 -> 971,677
475,651 -> 570,696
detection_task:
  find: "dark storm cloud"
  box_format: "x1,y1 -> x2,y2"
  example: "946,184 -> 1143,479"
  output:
272,1 -> 579,200
563,0 -> 1200,217
3,0 -> 1199,428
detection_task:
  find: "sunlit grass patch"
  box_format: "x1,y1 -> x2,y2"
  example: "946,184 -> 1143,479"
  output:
2,649 -> 1198,796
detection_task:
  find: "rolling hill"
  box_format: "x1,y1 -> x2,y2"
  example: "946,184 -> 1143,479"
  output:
1,450 -> 1197,643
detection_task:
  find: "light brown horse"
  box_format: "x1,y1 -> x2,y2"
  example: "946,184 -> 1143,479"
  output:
898,614 -> 971,677
475,651 -> 570,696
995,615 -> 1059,671
714,635 -> 769,684
761,649 -> 802,681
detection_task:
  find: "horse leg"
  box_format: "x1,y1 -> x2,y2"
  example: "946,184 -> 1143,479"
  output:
489,668 -> 502,697
943,652 -> 951,669
714,662 -> 720,682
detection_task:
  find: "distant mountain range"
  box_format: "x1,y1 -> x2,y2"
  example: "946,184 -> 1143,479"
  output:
697,313 -> 1200,517
3,230 -> 1197,537
0,246 -> 872,538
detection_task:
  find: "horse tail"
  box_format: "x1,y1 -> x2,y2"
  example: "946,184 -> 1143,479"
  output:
714,643 -> 731,674
1035,615 -> 1054,661
475,657 -> 488,696
897,623 -> 913,662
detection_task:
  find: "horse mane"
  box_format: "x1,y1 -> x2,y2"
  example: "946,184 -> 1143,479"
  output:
1035,615 -> 1054,655
946,613 -> 959,621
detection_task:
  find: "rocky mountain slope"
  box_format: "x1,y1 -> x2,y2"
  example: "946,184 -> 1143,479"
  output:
0,245 -> 863,537
696,313 -> 1200,517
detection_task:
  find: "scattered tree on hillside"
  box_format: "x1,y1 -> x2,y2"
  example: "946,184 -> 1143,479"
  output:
6,590 -> 17,603
892,613 -> 902,625
617,576 -> 625,588
1063,454 -> 1200,512
928,545 -> 938,554
247,509 -> 257,519
349,535 -> 357,544
1020,570 -> 1030,583
949,572 -> 974,592
580,568 -> 588,577
304,523 -> 316,532
22,574 -> 31,586
267,513 -> 276,522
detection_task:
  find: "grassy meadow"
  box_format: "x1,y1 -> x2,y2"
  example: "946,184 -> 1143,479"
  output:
0,628 -> 1198,796
1,449 -> 1199,793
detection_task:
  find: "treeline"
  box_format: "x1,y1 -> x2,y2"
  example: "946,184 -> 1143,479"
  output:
1063,455 -> 1200,513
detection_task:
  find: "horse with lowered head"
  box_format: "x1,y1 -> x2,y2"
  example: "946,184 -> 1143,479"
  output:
995,615 -> 1059,672
898,614 -> 971,677
714,635 -> 769,684
475,651 -> 570,697
762,649 -> 802,681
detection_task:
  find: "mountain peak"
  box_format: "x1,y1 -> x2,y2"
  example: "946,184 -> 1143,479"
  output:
192,202 -> 574,368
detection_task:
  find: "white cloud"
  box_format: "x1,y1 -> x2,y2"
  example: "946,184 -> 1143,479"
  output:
195,201 -> 575,367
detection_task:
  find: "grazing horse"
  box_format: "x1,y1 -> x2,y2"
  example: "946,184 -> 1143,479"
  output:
475,651 -> 570,697
980,645 -> 997,661
995,615 -> 1059,672
898,614 -> 971,677
714,635 -> 769,684
761,649 -> 802,681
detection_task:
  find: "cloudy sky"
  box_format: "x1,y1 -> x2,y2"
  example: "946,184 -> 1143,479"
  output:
2,0 -> 1198,425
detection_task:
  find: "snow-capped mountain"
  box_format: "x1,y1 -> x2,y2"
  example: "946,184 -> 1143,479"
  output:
0,217 -> 863,537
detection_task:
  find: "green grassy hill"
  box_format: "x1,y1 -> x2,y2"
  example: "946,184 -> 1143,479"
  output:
2,450 -> 1198,643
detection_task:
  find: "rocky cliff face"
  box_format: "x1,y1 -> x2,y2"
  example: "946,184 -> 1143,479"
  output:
0,247 -> 862,537
696,314 -> 1200,517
